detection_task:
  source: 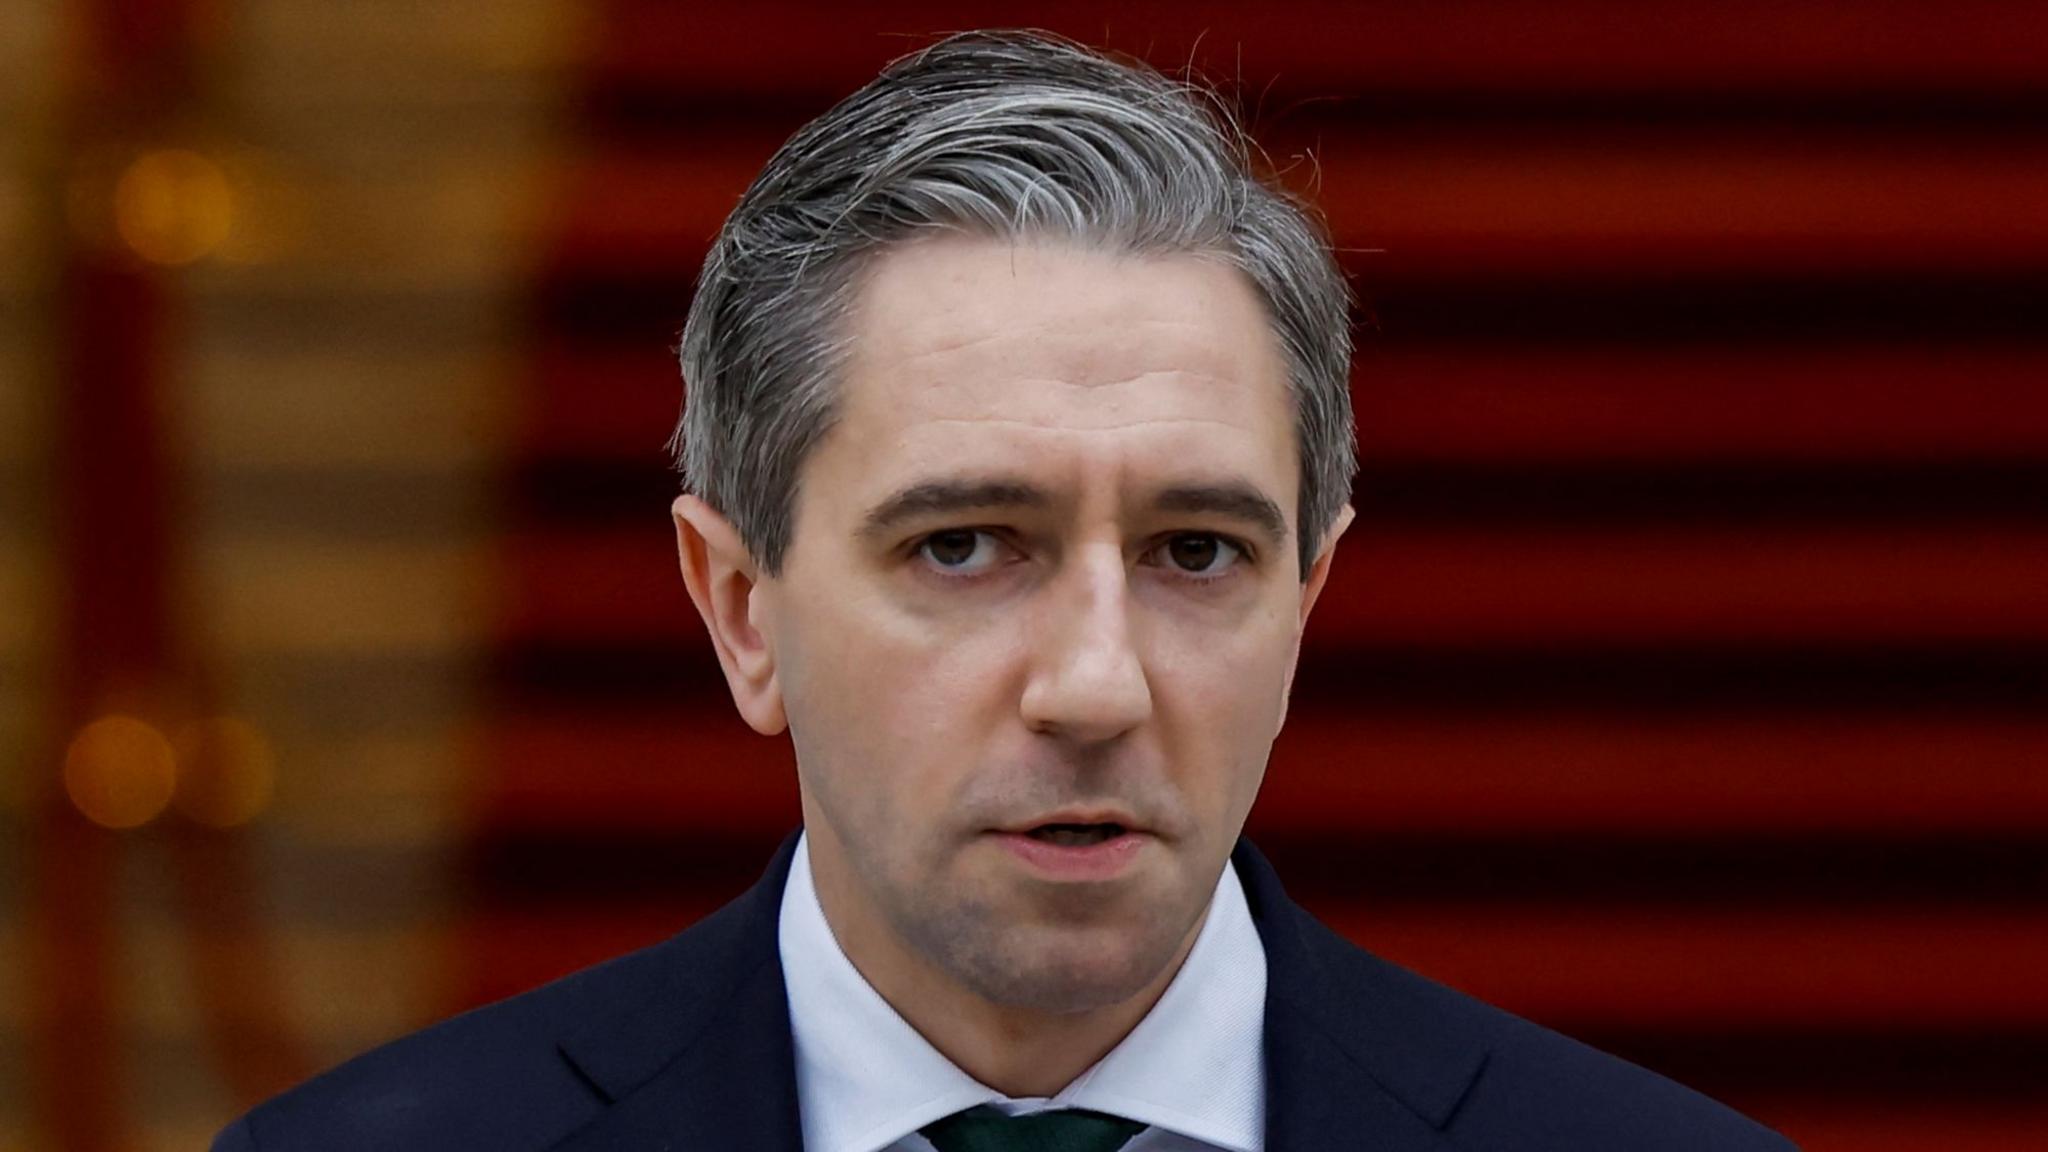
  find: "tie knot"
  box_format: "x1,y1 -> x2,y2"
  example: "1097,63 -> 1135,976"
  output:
920,1105 -> 1146,1152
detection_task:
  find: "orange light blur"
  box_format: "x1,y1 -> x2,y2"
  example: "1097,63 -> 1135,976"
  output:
63,715 -> 178,829
112,148 -> 234,266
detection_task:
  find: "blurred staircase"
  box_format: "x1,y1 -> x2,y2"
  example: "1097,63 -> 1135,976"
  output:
8,2 -> 581,1148
469,5 -> 2048,1150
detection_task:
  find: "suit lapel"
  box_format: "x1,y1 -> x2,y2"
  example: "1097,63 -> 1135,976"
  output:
1236,838 -> 1490,1152
540,832 -> 1487,1152
549,833 -> 806,1152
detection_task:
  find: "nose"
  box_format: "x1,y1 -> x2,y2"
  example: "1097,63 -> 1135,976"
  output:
1019,543 -> 1153,743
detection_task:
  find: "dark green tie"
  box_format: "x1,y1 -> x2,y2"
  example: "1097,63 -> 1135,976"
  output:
920,1104 -> 1146,1152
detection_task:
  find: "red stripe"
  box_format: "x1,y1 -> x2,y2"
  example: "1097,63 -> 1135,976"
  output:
589,1 -> 2048,96
472,711 -> 2048,837
35,252 -> 165,1152
453,903 -> 2048,1029
1765,1105 -> 2048,1152
521,345 -> 2048,464
549,138 -> 2048,278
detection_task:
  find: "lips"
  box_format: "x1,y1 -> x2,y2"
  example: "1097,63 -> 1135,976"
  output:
992,811 -> 1150,881
1003,810 -> 1144,839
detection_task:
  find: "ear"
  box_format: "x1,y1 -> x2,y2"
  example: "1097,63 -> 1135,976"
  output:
1297,502 -> 1355,629
672,494 -> 787,735
1277,502 -> 1355,732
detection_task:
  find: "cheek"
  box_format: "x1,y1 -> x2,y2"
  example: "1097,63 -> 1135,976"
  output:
1149,601 -> 1296,789
779,584 -> 1023,823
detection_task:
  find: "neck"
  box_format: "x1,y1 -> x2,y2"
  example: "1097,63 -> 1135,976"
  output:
803,822 -> 1208,1098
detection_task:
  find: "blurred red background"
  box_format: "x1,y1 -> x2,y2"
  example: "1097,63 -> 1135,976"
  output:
6,2 -> 2048,1149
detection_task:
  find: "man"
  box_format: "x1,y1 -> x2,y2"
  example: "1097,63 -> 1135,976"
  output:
216,31 -> 1795,1152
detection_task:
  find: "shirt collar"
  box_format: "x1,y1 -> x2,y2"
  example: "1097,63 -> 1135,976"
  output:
779,830 -> 1266,1152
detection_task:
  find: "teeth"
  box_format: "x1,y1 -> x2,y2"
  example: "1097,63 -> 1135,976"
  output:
1041,828 -> 1106,846
1031,825 -> 1120,847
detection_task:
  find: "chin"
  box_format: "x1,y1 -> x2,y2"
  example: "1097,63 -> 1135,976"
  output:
944,917 -> 1191,1016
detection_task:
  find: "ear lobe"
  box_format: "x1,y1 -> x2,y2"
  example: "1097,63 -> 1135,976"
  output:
671,494 -> 787,735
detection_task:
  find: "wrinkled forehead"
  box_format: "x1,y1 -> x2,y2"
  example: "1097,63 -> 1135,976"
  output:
823,236 -> 1297,506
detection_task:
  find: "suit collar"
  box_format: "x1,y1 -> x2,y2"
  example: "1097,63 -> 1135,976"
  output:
547,833 -> 1488,1152
1233,838 -> 1491,1151
551,832 -> 806,1152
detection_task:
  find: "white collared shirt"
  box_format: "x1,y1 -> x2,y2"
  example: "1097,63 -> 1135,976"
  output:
778,831 -> 1267,1152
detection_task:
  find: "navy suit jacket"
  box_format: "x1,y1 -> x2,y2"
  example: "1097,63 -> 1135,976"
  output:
214,832 -> 1795,1150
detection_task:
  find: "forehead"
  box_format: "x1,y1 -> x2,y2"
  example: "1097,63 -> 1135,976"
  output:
821,235 -> 1295,508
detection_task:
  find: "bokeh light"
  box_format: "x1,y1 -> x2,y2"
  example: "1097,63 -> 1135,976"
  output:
112,147 -> 234,265
63,715 -> 178,829
171,716 -> 278,827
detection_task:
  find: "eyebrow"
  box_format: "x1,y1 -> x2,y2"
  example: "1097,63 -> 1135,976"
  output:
1152,483 -> 1290,549
859,479 -> 1050,541
857,475 -> 1290,549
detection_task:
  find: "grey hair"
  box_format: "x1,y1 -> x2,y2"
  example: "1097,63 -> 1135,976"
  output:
674,29 -> 1355,578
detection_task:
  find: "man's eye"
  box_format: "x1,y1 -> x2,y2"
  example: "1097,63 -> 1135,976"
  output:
1159,533 -> 1243,576
917,529 -> 1002,574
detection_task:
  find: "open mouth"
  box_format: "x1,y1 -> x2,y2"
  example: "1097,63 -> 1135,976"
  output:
1024,823 -> 1127,847
998,821 -> 1146,879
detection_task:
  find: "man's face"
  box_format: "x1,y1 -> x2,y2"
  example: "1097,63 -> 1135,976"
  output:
746,236 -> 1343,1013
